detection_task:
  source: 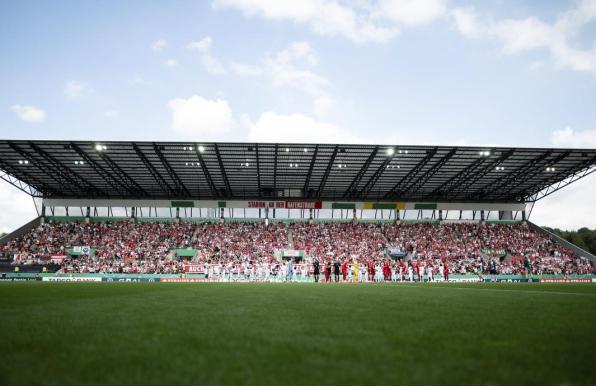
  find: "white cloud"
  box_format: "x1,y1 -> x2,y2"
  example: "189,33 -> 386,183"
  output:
552,126 -> 596,148
64,80 -> 86,98
213,0 -> 446,44
188,36 -> 212,51
151,38 -> 167,51
378,0 -> 446,27
451,7 -> 483,38
10,104 -> 46,123
187,38 -> 334,116
0,184 -> 37,234
188,36 -> 226,75
452,2 -> 596,75
165,59 -> 178,67
167,95 -> 235,136
246,111 -> 361,143
264,41 -> 334,116
492,17 -> 555,54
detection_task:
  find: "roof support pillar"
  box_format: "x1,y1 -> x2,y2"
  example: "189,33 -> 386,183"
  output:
40,204 -> 46,224
499,210 -> 513,220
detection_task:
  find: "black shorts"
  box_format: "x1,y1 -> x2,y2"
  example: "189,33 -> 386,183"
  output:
490,269 -> 497,275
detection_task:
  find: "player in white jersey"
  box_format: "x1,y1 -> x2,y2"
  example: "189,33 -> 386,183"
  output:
243,263 -> 251,280
375,264 -> 382,282
359,264 -> 366,282
426,264 -> 433,282
213,264 -> 220,281
301,263 -> 309,282
408,264 -> 414,282
203,262 -> 210,278
438,264 -> 444,282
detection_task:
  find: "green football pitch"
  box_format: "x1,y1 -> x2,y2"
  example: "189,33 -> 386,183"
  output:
0,282 -> 595,386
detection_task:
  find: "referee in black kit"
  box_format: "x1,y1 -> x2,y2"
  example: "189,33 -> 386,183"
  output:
333,259 -> 340,282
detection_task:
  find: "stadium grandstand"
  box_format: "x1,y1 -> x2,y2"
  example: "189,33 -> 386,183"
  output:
0,139 -> 595,282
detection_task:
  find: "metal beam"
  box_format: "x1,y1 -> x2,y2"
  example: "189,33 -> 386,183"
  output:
316,145 -> 339,198
132,143 -> 173,196
0,168 -> 43,197
255,143 -> 261,198
152,143 -> 191,197
70,143 -> 128,196
344,146 -> 378,199
400,148 -> 455,197
194,149 -> 219,198
9,142 -> 87,196
303,144 -> 319,198
214,144 -> 232,198
0,157 -> 52,197
503,151 -> 571,199
468,151 -> 552,200
522,155 -> 596,201
97,152 -> 147,196
484,151 -> 559,199
531,164 -> 596,202
384,148 -> 438,199
452,149 -> 515,199
359,157 -> 392,200
427,157 -> 485,199
273,144 -> 278,193
28,142 -> 104,195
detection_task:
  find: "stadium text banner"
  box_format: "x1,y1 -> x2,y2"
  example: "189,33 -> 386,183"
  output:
183,264 -> 203,274
246,201 -> 323,209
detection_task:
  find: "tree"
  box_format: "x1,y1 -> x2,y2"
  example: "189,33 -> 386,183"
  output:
544,227 -> 596,255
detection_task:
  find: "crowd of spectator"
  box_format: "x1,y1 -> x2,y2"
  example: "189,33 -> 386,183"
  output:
0,220 -> 593,277
383,223 -> 593,276
1,222 -> 194,274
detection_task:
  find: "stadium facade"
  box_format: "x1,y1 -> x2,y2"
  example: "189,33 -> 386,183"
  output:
1,140 -> 595,278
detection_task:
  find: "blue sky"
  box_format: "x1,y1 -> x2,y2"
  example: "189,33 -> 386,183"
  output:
1,0 -> 596,231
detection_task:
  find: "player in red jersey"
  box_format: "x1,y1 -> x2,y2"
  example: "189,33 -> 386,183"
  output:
383,261 -> 391,281
400,260 -> 406,281
341,260 -> 348,282
443,261 -> 449,282
415,261 -> 421,282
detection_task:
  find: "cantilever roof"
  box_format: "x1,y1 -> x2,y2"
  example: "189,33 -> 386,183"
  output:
0,140 -> 595,203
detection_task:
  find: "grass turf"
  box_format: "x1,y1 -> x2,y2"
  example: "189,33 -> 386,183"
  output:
0,282 -> 595,386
